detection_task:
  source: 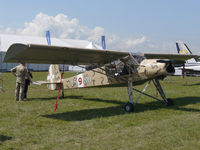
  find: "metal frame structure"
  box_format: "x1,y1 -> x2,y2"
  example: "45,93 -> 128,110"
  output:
122,54 -> 174,112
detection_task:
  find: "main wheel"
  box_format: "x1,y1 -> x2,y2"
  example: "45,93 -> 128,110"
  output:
166,98 -> 174,106
124,102 -> 135,112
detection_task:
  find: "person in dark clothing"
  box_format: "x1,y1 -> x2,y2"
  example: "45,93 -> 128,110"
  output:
24,71 -> 32,99
11,63 -> 32,101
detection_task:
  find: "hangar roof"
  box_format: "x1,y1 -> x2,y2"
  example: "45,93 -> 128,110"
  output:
0,34 -> 102,52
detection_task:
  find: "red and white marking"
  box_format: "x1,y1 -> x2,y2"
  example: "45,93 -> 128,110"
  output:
77,74 -> 84,88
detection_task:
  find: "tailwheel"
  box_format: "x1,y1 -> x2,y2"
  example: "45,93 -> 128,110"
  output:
166,98 -> 174,106
124,102 -> 135,112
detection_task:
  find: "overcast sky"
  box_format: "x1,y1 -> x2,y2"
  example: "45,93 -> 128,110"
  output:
0,0 -> 200,53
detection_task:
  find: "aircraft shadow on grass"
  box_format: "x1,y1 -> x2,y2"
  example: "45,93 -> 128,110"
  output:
42,96 -> 200,121
183,83 -> 200,86
0,135 -> 12,143
27,95 -> 84,101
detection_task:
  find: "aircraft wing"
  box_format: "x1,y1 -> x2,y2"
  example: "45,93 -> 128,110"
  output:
144,53 -> 197,63
4,43 -> 197,65
4,43 -> 129,65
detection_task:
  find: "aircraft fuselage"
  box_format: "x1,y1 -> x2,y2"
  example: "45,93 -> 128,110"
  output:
59,59 -> 167,90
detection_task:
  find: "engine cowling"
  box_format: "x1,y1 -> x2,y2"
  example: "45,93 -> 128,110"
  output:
166,64 -> 175,74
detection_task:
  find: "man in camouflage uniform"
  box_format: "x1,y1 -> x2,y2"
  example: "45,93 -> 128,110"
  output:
11,63 -> 32,101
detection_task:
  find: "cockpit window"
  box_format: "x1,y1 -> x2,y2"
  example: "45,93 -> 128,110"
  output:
129,52 -> 145,64
105,53 -> 145,77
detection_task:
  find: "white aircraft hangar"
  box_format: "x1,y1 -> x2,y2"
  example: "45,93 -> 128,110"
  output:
0,34 -> 102,72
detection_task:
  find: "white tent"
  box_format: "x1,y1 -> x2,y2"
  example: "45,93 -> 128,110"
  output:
0,34 -> 102,72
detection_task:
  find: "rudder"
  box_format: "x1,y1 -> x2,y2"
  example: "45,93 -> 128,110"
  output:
47,64 -> 61,90
176,41 -> 192,54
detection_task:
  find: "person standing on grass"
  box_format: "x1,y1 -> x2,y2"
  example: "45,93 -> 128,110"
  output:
24,71 -> 33,99
11,63 -> 32,101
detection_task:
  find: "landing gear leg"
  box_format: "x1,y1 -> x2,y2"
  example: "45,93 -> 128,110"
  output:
124,77 -> 135,112
152,79 -> 173,106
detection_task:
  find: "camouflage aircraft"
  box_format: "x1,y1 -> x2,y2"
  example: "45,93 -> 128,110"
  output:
4,43 -> 198,112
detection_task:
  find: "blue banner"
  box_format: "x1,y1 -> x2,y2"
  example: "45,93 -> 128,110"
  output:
101,35 -> 106,50
46,30 -> 51,45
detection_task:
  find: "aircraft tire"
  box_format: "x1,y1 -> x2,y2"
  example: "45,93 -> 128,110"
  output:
166,98 -> 174,106
124,102 -> 134,112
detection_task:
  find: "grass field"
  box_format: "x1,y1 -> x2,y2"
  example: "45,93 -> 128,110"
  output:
0,72 -> 199,150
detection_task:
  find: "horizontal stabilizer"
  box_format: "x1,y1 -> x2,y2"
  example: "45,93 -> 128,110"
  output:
32,81 -> 61,86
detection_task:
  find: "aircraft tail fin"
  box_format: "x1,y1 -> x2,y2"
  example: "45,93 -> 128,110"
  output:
47,64 -> 61,90
176,41 -> 192,54
176,41 -> 198,62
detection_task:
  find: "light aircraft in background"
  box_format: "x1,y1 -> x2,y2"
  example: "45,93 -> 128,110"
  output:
4,43 -> 198,112
175,41 -> 200,77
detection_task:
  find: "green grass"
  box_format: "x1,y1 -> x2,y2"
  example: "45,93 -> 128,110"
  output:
0,72 -> 200,150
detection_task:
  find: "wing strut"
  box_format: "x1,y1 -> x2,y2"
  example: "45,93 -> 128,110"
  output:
124,78 -> 174,112
152,79 -> 174,106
